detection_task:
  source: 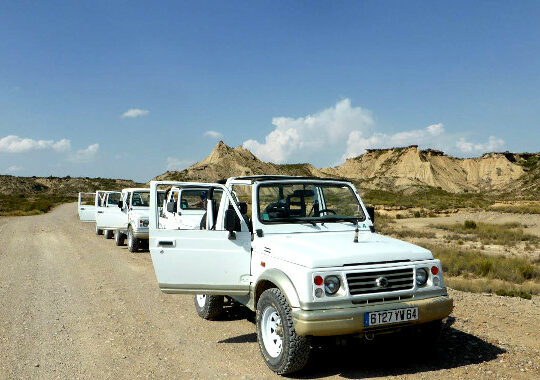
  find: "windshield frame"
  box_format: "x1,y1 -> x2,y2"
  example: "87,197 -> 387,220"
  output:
255,180 -> 366,225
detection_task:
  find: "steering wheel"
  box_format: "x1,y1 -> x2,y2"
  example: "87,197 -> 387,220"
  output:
317,208 -> 336,215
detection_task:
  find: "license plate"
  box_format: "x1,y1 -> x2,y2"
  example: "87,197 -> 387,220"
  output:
364,307 -> 418,327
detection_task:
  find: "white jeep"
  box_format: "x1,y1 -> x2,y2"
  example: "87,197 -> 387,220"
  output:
115,188 -> 166,252
148,176 -> 453,375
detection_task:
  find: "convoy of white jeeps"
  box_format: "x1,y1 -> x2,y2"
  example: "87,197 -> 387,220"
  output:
78,175 -> 453,375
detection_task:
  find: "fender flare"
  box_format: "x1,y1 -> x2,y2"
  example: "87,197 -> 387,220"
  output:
255,269 -> 301,309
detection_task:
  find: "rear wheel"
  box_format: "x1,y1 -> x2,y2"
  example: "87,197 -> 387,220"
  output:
127,226 -> 139,253
256,288 -> 311,375
115,230 -> 126,246
95,226 -> 103,235
194,294 -> 224,320
104,229 -> 113,239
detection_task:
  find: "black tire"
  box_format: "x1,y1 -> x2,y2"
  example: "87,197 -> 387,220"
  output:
95,226 -> 103,235
194,294 -> 224,320
115,230 -> 126,246
104,229 -> 114,239
127,226 -> 139,253
256,288 -> 311,375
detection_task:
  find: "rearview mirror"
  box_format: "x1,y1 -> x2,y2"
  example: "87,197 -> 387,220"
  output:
366,206 -> 375,223
117,200 -> 123,209
224,209 -> 237,232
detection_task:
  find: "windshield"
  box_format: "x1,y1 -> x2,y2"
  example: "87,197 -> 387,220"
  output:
257,182 -> 365,224
131,191 -> 150,207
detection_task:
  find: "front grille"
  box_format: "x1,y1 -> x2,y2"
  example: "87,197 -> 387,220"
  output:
346,267 -> 414,295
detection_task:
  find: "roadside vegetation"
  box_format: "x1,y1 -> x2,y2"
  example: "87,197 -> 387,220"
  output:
430,221 -> 539,247
0,194 -> 74,216
427,244 -> 540,300
488,203 -> 540,214
374,214 -> 540,300
0,175 -> 140,216
361,187 -> 492,211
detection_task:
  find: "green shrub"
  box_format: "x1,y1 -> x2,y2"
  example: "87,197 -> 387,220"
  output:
464,220 -> 477,229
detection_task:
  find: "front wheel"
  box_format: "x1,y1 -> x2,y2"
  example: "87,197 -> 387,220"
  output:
256,288 -> 311,375
127,226 -> 139,253
104,229 -> 113,239
95,226 -> 103,235
194,294 -> 224,320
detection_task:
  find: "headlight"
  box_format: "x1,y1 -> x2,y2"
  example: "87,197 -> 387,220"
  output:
324,275 -> 340,295
415,268 -> 428,287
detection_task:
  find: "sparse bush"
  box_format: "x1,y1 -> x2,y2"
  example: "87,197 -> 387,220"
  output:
464,220 -> 477,229
414,211 -> 421,218
495,289 -> 532,300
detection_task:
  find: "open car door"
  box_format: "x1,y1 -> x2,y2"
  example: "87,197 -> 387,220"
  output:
149,181 -> 251,296
95,191 -> 125,230
78,192 -> 97,222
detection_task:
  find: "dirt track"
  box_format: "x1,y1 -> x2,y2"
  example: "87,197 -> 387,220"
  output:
0,203 -> 538,379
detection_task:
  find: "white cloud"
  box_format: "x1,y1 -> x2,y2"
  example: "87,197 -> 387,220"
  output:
68,144 -> 99,163
204,130 -> 223,139
121,108 -> 149,118
456,136 -> 505,154
6,165 -> 22,173
0,135 -> 71,153
243,98 -> 374,163
166,157 -> 194,171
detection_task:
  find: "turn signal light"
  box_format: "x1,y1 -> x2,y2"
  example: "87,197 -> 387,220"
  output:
431,266 -> 439,275
314,275 -> 323,286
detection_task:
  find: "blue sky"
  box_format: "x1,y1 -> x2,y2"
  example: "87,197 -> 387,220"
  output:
1,1 -> 539,181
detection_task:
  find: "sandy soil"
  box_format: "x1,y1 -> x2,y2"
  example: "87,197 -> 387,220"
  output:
0,204 -> 538,379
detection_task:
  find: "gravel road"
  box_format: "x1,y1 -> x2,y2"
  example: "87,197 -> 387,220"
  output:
0,203 -> 538,379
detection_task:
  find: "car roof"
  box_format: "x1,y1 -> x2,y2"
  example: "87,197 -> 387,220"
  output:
219,175 -> 349,184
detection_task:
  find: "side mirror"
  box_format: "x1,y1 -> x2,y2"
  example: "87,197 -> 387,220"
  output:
224,209 -> 237,233
118,200 -> 123,209
366,206 -> 375,223
166,201 -> 177,213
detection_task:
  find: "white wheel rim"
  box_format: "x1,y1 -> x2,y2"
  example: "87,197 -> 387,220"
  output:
261,306 -> 283,358
196,294 -> 206,308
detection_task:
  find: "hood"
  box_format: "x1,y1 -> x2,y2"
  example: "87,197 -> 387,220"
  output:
130,208 -> 149,220
261,231 -> 433,268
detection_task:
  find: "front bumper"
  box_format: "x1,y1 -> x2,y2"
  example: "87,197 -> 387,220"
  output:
292,295 -> 453,336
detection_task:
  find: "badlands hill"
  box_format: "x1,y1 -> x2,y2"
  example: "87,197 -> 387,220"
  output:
156,141 -> 539,196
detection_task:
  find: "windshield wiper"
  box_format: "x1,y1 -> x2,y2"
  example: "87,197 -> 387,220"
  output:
265,217 -> 317,226
319,216 -> 362,224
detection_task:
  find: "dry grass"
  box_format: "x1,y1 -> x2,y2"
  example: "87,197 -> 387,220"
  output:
445,277 -> 538,299
430,221 -> 539,247
426,244 -> 539,284
488,204 -> 540,214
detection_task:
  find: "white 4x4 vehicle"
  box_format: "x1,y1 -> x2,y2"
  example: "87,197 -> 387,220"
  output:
148,176 -> 453,375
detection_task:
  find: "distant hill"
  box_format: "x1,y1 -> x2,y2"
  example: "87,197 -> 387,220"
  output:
0,175 -> 141,197
155,141 -> 539,196
0,175 -> 142,216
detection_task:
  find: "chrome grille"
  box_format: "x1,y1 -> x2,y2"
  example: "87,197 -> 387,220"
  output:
346,267 -> 414,295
